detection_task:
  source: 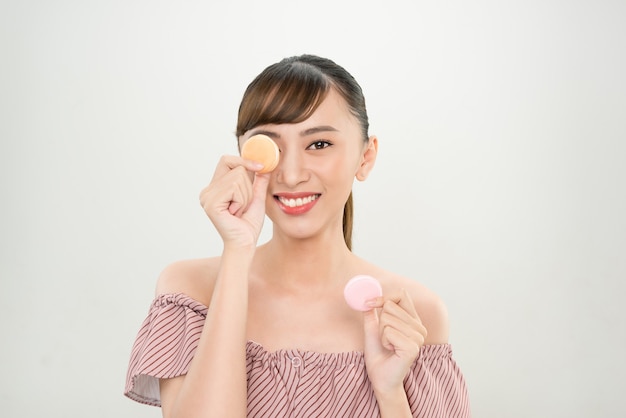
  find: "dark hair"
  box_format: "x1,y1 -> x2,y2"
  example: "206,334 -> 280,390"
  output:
236,54 -> 369,250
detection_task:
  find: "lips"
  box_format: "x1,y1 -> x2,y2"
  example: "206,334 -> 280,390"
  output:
274,193 -> 321,215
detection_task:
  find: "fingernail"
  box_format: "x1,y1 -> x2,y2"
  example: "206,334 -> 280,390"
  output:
365,299 -> 378,308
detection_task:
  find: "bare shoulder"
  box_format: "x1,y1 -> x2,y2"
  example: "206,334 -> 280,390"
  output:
383,273 -> 450,345
155,257 -> 221,306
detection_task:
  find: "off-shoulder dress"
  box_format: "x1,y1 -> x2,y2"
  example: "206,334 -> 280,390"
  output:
125,293 -> 471,417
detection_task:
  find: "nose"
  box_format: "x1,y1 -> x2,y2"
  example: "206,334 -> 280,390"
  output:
275,147 -> 309,187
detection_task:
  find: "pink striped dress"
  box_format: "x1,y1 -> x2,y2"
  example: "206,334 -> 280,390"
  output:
125,293 -> 471,417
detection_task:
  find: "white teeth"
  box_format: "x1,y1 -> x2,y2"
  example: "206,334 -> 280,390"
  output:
278,195 -> 319,208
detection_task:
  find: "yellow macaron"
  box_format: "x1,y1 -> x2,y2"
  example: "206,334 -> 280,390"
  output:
241,134 -> 280,173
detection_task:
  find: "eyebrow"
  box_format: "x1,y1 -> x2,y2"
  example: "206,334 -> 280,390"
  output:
249,125 -> 339,139
300,125 -> 339,136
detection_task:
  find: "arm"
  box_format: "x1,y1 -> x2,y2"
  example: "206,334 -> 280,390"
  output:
159,156 -> 269,418
160,246 -> 255,418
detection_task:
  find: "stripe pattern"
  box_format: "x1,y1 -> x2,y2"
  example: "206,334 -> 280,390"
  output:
125,293 -> 471,417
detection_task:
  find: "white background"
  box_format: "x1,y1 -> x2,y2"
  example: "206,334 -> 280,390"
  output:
1,1 -> 625,417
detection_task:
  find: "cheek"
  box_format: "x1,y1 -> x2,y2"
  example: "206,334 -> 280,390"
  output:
321,151 -> 361,177
320,157 -> 360,197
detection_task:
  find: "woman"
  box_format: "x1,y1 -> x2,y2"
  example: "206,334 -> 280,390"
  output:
125,54 -> 471,417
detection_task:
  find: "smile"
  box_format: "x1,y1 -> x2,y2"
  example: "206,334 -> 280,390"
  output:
276,194 -> 320,208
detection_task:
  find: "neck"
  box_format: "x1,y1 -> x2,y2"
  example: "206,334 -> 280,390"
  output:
256,232 -> 355,291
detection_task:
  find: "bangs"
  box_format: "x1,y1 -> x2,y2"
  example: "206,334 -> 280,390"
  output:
236,61 -> 331,137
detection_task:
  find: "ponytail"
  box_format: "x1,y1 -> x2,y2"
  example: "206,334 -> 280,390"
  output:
342,192 -> 354,251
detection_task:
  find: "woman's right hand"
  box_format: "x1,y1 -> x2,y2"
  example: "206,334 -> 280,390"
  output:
199,156 -> 270,248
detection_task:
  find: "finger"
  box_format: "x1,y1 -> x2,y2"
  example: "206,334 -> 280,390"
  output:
212,155 -> 264,180
378,296 -> 427,348
252,173 -> 270,203
380,326 -> 424,358
227,176 -> 254,216
241,173 -> 270,221
200,167 -> 253,216
379,309 -> 426,348
380,299 -> 422,327
364,296 -> 385,310
382,289 -> 419,318
363,308 -> 384,355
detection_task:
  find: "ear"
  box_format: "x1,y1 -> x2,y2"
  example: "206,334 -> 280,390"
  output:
355,136 -> 378,181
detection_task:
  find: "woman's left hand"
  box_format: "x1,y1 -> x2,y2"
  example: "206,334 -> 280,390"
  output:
363,289 -> 427,395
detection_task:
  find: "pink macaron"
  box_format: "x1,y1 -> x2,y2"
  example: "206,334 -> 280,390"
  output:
343,275 -> 383,311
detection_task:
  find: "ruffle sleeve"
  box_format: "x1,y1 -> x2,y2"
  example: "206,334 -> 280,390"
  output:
404,344 -> 472,417
124,293 -> 207,406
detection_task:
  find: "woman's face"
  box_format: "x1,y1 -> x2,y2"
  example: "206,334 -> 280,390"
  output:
239,88 -> 377,242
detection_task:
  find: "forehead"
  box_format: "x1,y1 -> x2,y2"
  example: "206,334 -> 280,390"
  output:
308,88 -> 352,121
243,88 -> 358,139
